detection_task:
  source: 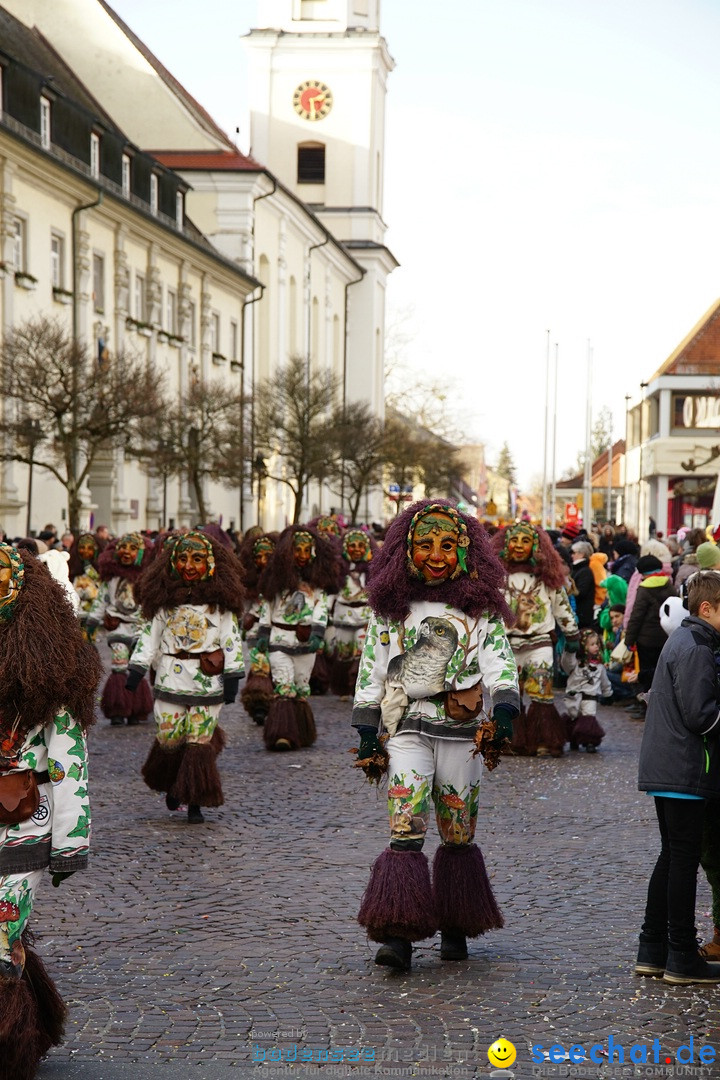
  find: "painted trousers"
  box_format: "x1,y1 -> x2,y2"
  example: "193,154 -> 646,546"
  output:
512,641 -> 554,704
269,652 -> 315,699
0,871 -> 43,969
386,732 -> 483,849
154,701 -> 223,747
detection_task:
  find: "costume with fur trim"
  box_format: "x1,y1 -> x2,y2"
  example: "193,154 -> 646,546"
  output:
69,533 -> 102,644
492,524 -> 578,756
0,547 -> 100,1080
560,631 -> 610,750
353,501 -> 519,963
129,535 -> 245,813
237,532 -> 277,724
87,534 -> 154,724
329,530 -> 377,696
256,526 -> 341,751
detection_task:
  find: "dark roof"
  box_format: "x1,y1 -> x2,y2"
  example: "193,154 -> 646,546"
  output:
151,150 -> 262,172
0,7 -> 120,132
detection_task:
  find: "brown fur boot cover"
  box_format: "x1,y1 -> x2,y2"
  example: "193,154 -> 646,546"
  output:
22,945 -> 67,1055
241,672 -> 273,718
263,697 -> 301,750
172,743 -> 224,807
0,973 -> 43,1080
100,671 -> 134,719
127,677 -> 153,722
309,650 -> 330,695
358,848 -> 437,943
528,700 -> 566,756
432,844 -> 504,936
141,740 -> 184,793
210,725 -> 227,756
295,699 -> 317,747
509,704 -> 528,755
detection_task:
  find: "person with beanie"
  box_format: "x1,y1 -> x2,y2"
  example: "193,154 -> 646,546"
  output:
624,555 -> 677,718
623,540 -> 674,632
695,541 -> 720,572
352,501 -> 520,971
611,539 -> 640,584
570,541 -> 596,629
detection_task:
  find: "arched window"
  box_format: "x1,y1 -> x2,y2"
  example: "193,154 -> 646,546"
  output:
297,142 -> 325,184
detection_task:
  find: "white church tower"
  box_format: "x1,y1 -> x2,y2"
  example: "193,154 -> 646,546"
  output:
244,0 -> 397,419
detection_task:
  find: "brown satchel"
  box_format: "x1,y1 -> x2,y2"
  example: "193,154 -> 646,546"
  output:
0,771 -> 40,825
103,613 -> 120,631
444,683 -> 484,722
199,649 -> 225,677
295,624 -> 312,644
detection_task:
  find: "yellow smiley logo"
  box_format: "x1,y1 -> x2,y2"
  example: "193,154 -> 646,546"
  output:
488,1038 -> 517,1068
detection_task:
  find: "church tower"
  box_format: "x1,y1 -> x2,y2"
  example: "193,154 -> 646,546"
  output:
244,0 -> 397,418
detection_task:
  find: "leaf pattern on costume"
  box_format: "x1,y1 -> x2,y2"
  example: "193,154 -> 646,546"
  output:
66,762 -> 82,781
67,809 -> 91,839
24,751 -> 37,771
193,670 -> 213,691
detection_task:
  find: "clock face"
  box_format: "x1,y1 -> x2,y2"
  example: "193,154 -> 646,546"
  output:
293,80 -> 333,121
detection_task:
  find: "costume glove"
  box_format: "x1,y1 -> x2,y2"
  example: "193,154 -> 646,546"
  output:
125,668 -> 143,692
308,634 -> 324,653
223,675 -> 240,704
51,871 -> 75,888
255,636 -> 269,654
565,638 -> 580,653
491,705 -> 515,746
355,725 -> 381,761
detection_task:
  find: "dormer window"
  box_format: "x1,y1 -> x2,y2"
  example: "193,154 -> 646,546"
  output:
40,96 -> 51,150
122,154 -> 131,197
90,132 -> 100,178
150,174 -> 159,216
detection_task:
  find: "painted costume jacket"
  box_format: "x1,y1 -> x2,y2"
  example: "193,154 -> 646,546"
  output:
504,571 -> 579,650
331,567 -> 371,631
128,603 -> 244,707
0,711 -> 90,875
87,576 -> 145,639
258,586 -> 329,655
560,653 -> 612,702
351,600 -> 520,740
73,565 -> 100,622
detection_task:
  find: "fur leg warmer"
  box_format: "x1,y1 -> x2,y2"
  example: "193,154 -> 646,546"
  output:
295,699 -> 317,747
0,973 -> 43,1080
263,697 -> 301,751
527,701 -> 566,756
241,672 -> 273,720
141,740 -> 185,793
309,651 -> 331,695
172,743 -> 224,807
210,725 -> 227,755
432,844 -> 504,936
127,677 -> 153,722
22,944 -> 66,1056
358,848 -> 437,943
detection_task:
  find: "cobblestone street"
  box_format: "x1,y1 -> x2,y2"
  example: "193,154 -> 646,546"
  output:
35,671 -> 720,1080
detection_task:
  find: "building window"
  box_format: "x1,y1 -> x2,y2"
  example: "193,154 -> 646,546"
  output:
93,254 -> 105,312
211,312 -> 221,354
175,191 -> 184,230
135,273 -> 146,321
40,96 -> 51,150
230,319 -> 238,361
12,218 -> 26,272
122,154 -> 131,197
297,143 -> 325,184
90,132 -> 100,178
166,289 -> 177,334
150,174 -> 159,216
51,233 -> 64,289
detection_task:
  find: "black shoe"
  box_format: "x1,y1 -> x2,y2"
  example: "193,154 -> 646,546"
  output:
165,794 -> 181,811
635,937 -> 667,976
440,931 -> 468,961
252,711 -> 266,726
126,715 -> 141,726
663,947 -> 720,984
374,938 -> 412,971
585,744 -> 597,753
110,716 -> 125,726
187,804 -> 204,824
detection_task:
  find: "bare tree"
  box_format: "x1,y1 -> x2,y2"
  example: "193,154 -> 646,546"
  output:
0,316 -> 165,531
326,401 -> 386,524
254,355 -> 339,523
148,379 -> 247,525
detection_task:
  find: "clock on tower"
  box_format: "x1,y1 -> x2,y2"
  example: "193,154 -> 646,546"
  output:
293,80 -> 333,121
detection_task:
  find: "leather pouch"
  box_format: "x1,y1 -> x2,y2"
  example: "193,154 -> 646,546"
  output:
0,771 -> 39,825
444,684 -> 484,722
242,613 -> 258,633
199,649 -> 225,677
295,625 -> 312,644
104,613 -> 120,631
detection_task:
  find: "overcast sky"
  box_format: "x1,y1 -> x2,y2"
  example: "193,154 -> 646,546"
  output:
111,0 -> 720,487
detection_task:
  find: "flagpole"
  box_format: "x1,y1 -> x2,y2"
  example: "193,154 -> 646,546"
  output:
550,343 -> 558,529
542,330 -> 550,527
583,340 -> 593,531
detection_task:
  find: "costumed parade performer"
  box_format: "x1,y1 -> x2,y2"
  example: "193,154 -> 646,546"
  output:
68,532 -> 103,645
308,517 -> 343,695
87,532 -> 154,726
256,525 -> 340,751
352,501 -> 520,971
127,531 -> 245,824
238,531 -> 277,726
560,628 -> 611,752
492,522 -> 579,757
329,528 -> 376,697
0,543 -> 101,1080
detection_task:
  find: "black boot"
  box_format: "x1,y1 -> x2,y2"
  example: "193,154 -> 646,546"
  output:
664,946 -> 720,985
374,938 -> 412,971
187,804 -> 204,824
165,794 -> 181,811
440,930 -> 468,961
635,935 -> 666,977
110,716 -> 125,726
